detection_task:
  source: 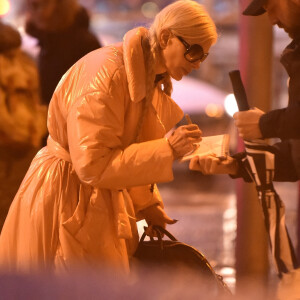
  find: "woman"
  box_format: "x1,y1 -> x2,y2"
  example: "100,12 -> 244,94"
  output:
0,0 -> 217,274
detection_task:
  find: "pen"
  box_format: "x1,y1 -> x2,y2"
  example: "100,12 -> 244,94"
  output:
185,113 -> 193,125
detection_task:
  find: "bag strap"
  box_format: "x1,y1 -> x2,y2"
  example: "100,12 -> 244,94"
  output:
153,226 -> 177,241
139,225 -> 178,242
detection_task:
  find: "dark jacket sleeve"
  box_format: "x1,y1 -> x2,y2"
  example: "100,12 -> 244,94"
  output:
236,38 -> 300,182
259,39 -> 300,140
259,104 -> 300,139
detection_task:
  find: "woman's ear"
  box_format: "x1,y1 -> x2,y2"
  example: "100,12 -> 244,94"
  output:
159,29 -> 172,49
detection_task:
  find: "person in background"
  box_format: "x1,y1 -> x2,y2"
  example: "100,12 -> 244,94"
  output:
190,0 -> 300,183
25,0 -> 102,106
0,0 -> 216,275
0,22 -> 47,231
189,1 -> 300,298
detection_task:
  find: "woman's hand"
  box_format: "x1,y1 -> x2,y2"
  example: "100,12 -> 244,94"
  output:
168,124 -> 202,159
140,204 -> 177,237
189,154 -> 238,175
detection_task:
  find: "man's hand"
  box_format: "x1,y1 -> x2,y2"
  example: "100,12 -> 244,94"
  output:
233,107 -> 265,140
189,154 -> 238,175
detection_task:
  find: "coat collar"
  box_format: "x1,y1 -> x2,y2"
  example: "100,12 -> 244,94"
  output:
122,27 -> 148,103
122,27 -> 184,135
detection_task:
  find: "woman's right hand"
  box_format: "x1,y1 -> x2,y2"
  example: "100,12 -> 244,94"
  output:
140,204 -> 177,237
167,124 -> 202,159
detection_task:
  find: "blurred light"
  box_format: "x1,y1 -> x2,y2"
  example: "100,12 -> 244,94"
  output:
219,267 -> 235,276
224,93 -> 238,117
224,277 -> 236,286
18,26 -> 25,34
205,103 -> 224,118
141,2 -> 159,19
0,0 -> 10,16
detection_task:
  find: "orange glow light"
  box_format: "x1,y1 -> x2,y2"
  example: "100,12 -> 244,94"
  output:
0,0 -> 10,16
205,103 -> 224,118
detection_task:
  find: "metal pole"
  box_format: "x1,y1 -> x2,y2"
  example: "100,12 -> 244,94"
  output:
235,0 -> 273,296
297,182 -> 300,260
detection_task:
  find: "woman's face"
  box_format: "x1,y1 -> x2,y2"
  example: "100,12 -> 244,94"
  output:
160,32 -> 210,81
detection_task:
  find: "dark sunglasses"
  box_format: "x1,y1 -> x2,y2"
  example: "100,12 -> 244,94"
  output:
176,35 -> 208,63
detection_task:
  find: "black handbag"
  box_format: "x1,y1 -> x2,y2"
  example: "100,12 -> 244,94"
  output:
133,226 -> 232,299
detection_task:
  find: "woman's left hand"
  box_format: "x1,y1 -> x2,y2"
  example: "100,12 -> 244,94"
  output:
140,204 -> 177,237
189,154 -> 238,175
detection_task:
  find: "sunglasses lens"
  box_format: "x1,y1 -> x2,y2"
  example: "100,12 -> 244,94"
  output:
185,45 -> 206,62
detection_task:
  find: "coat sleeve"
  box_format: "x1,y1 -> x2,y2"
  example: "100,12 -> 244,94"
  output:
128,184 -> 164,219
259,104 -> 300,139
259,49 -> 300,140
67,68 -> 174,189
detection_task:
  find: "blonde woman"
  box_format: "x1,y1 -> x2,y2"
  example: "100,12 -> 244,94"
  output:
0,0 -> 217,274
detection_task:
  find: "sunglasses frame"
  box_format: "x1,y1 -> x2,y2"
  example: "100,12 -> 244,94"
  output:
176,35 -> 209,63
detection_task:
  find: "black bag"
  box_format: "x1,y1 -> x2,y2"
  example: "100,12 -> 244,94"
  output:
133,226 -> 232,299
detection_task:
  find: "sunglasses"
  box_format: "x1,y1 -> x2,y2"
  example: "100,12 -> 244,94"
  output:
176,36 -> 209,63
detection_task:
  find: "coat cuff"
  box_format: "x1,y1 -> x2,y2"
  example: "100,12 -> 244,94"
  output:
128,184 -> 163,221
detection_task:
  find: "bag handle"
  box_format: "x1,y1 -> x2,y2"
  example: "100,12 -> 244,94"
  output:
140,225 -> 178,242
153,226 -> 177,241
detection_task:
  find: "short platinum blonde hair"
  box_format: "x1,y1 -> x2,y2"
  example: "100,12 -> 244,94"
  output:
146,0 -> 218,97
149,0 -> 217,48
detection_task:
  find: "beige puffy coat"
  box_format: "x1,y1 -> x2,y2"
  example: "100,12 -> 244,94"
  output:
0,27 -> 183,274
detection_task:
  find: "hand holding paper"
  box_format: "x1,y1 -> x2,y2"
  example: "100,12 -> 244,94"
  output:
184,133 -> 237,175
189,154 -> 238,175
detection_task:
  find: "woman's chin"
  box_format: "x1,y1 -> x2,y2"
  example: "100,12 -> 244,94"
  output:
171,73 -> 183,81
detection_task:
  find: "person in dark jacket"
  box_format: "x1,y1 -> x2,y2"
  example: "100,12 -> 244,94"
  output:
189,0 -> 300,182
25,0 -> 102,106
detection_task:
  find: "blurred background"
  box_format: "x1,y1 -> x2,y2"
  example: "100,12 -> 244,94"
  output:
0,0 -> 298,298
